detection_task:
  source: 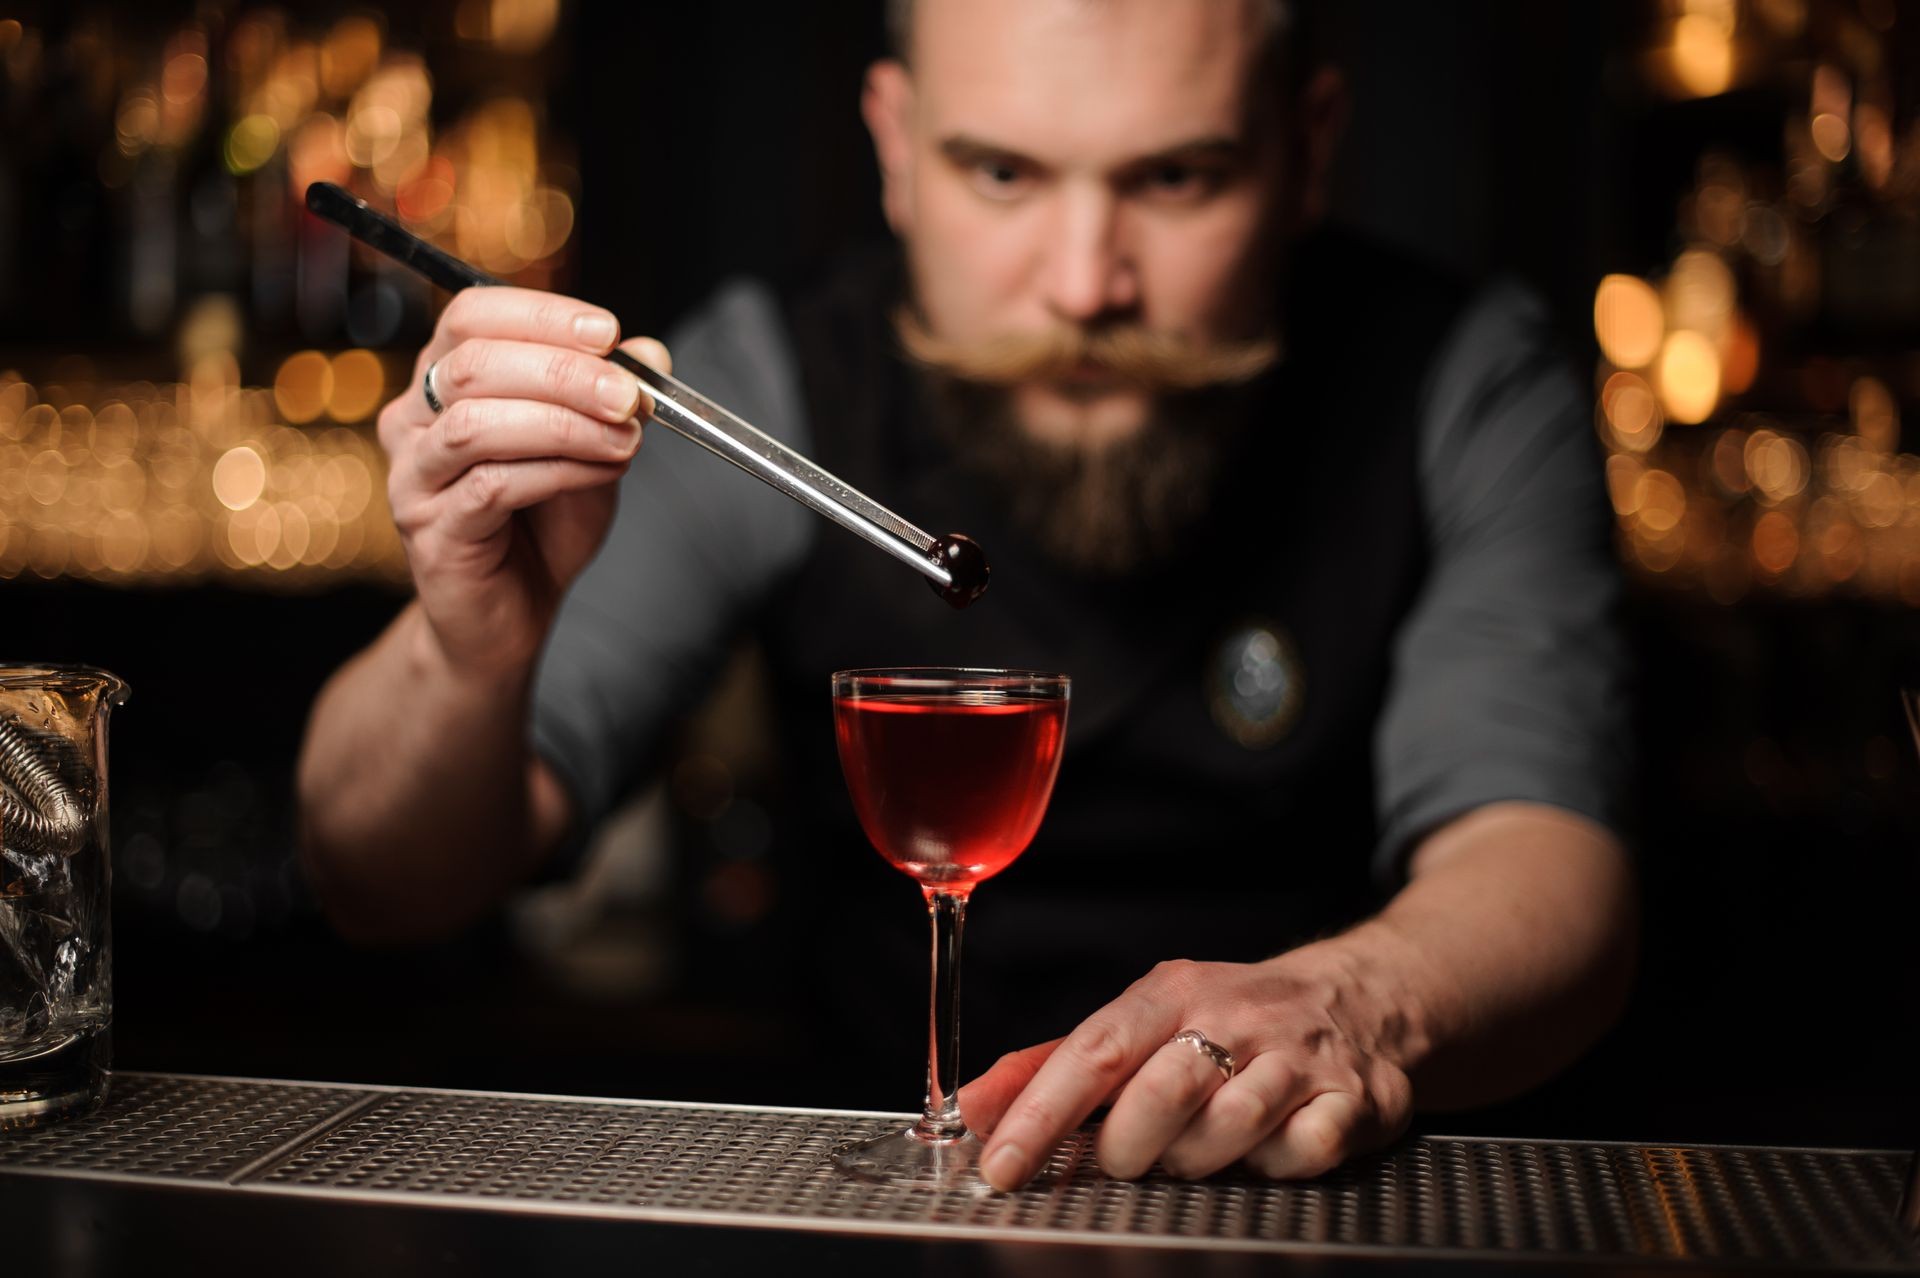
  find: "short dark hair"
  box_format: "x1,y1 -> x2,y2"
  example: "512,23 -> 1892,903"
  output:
883,0 -> 1315,104
885,0 -> 1312,84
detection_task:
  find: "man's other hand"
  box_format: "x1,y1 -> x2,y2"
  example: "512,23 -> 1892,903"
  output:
958,953 -> 1416,1192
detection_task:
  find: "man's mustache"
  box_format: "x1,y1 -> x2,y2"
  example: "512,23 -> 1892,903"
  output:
894,307 -> 1280,392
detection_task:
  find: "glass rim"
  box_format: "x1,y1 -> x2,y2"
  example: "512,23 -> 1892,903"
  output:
831,666 -> 1069,696
0,662 -> 130,703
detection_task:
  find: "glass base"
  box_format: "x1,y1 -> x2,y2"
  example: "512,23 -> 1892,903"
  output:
0,1025 -> 110,1131
832,1125 -> 995,1191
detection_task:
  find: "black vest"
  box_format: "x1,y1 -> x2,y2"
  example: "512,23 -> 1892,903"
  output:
749,231 -> 1467,1054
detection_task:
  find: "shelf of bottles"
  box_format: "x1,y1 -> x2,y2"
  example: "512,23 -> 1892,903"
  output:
1597,0 -> 1920,604
0,3 -> 569,587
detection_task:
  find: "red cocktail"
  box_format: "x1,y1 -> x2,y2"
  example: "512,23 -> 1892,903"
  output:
830,668 -> 1070,1187
834,694 -> 1065,887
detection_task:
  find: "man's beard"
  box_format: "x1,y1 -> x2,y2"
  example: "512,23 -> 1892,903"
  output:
896,309 -> 1279,578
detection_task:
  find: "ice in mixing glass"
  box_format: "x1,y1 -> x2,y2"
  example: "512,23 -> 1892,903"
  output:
0,665 -> 125,1129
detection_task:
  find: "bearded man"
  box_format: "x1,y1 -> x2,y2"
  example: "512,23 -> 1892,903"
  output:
298,0 -> 1635,1193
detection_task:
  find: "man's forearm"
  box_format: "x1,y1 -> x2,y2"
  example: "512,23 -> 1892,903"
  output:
296,602 -> 556,944
1298,802 -> 1638,1111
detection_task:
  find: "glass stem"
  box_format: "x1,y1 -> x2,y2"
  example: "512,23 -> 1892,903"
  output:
915,887 -> 969,1141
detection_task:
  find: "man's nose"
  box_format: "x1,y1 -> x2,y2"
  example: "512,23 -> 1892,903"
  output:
1040,186 -> 1138,323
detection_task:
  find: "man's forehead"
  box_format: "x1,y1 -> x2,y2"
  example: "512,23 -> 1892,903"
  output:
907,0 -> 1273,155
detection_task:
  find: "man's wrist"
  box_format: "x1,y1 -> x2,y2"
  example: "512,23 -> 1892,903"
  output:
402,601 -> 538,696
1272,918 -> 1461,1078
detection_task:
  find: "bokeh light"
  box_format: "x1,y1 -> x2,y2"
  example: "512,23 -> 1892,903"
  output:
326,351 -> 386,422
1752,511 -> 1799,576
212,446 -> 267,512
224,114 -> 281,175
1657,330 -> 1722,425
273,352 -> 334,425
0,369 -> 404,587
1593,275 -> 1664,369
1809,113 -> 1850,163
1743,429 -> 1809,504
1600,371 -> 1664,454
1665,250 -> 1735,340
1670,12 -> 1734,98
1850,378 -> 1898,455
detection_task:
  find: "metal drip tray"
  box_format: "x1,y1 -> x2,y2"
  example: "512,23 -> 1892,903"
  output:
1,1072 -> 1913,1270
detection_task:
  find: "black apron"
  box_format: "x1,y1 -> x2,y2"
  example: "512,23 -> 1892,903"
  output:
737,231 -> 1467,1080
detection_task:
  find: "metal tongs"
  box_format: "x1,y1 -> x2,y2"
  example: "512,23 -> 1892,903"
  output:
304,183 -> 988,607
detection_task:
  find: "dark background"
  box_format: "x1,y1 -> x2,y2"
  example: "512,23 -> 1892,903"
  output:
2,1 -> 1915,1152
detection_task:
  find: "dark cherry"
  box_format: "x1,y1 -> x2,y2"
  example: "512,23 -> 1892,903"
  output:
930,533 -> 990,609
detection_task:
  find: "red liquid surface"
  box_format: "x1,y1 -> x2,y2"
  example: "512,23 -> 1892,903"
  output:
834,694 -> 1067,888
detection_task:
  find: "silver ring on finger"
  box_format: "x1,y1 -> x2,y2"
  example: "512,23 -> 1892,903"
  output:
1170,1028 -> 1238,1083
422,360 -> 446,414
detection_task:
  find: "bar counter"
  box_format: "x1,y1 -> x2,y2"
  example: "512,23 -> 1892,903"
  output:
1,1072 -> 1914,1275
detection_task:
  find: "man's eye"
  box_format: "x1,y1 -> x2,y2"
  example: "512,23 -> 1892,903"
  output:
971,160 -> 1030,200
1142,164 -> 1210,197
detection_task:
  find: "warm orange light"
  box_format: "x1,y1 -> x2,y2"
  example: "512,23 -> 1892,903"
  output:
320,16 -> 383,99
1857,471 -> 1901,529
212,446 -> 267,511
1605,455 -> 1644,517
1594,275 -> 1664,369
327,350 -> 386,422
1601,371 -> 1663,453
1719,313 -> 1759,396
1811,63 -> 1850,120
457,0 -> 561,51
1634,470 -> 1687,533
286,113 -> 350,197
1810,113 -> 1850,163
1666,250 -> 1735,340
1656,331 -> 1722,424
115,93 -> 160,156
161,52 -> 208,107
274,352 -> 334,425
1854,104 -> 1894,188
1670,15 -> 1734,98
397,157 -> 456,224
1708,429 -> 1750,495
1744,430 -> 1809,503
1752,511 -> 1799,575
344,104 -> 402,167
1850,377 -> 1898,454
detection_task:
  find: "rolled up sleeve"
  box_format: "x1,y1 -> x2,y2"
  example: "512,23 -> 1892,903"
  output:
1373,281 -> 1631,885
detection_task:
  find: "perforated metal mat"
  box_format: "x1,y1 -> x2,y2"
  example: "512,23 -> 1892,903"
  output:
1,1072 -> 1913,1269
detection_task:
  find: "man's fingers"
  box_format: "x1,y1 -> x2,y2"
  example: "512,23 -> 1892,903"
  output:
439,287 -> 622,354
1094,1035 -> 1235,1181
427,457 -> 631,544
412,398 -> 641,490
958,1038 -> 1065,1136
1243,1090 -> 1372,1181
434,339 -> 651,426
1158,1054 -> 1312,1179
978,992 -> 1182,1192
408,289 -> 624,404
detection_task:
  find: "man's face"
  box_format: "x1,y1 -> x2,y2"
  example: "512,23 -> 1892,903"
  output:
866,0 -> 1292,451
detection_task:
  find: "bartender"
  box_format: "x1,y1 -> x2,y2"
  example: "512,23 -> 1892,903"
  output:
297,0 -> 1635,1195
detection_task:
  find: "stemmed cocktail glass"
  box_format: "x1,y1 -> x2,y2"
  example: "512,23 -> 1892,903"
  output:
829,667 -> 1070,1187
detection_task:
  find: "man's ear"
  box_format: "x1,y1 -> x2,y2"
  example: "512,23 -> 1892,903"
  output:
1292,65 -> 1348,227
862,59 -> 916,236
